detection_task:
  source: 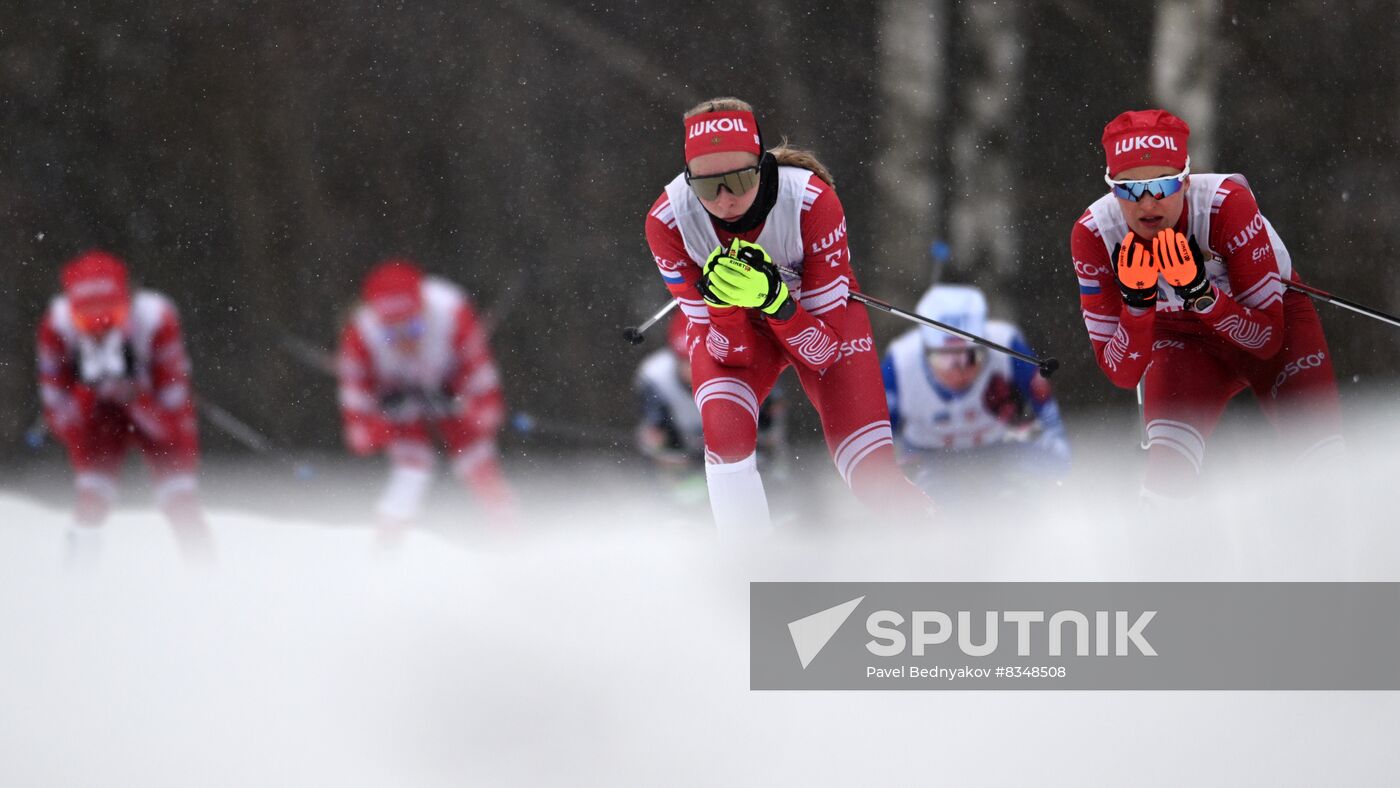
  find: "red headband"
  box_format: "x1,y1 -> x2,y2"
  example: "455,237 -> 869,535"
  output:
684,110 -> 761,163
1102,109 -> 1190,177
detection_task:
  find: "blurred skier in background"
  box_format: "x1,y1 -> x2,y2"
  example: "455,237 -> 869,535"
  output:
882,284 -> 1070,504
36,250 -> 214,566
1071,109 -> 1343,502
634,312 -> 789,510
644,96 -> 931,538
337,259 -> 516,543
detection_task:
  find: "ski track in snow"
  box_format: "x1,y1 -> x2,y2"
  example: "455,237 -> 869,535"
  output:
2,410 -> 1399,787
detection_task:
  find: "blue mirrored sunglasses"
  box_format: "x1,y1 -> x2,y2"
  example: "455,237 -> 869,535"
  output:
1104,158 -> 1190,202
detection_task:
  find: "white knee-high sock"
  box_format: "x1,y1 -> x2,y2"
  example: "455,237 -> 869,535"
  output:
704,452 -> 771,541
377,464 -> 435,523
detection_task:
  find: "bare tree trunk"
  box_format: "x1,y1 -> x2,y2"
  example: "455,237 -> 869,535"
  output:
1153,0 -> 1222,170
872,0 -> 946,293
946,0 -> 1022,313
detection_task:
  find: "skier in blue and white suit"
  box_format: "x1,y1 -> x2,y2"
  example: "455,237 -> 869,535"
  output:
881,284 -> 1070,499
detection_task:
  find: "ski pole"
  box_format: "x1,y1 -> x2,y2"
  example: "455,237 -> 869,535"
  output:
1283,280 -> 1400,329
1136,378 -> 1149,451
622,299 -> 680,345
195,396 -> 274,454
850,291 -> 1060,378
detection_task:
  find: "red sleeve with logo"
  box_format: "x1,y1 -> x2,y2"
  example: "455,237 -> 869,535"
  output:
645,192 -> 756,367
1193,181 -> 1285,359
1070,213 -> 1155,389
762,178 -> 854,373
446,300 -> 505,441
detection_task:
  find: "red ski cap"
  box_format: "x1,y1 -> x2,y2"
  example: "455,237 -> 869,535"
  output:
1102,109 -> 1190,177
62,249 -> 130,334
685,110 -> 762,163
362,259 -> 424,322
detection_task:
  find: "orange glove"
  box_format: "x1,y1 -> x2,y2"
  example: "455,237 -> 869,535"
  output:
1153,227 -> 1211,302
1113,231 -> 1159,309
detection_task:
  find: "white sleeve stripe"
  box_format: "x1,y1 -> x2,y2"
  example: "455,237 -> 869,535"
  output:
339,388 -> 377,412
1236,277 -> 1282,309
1239,289 -> 1283,310
157,384 -> 188,409
799,287 -> 849,311
801,276 -> 850,299
678,301 -> 710,322
1242,293 -> 1283,312
1235,272 -> 1280,302
40,384 -> 73,407
1083,316 -> 1120,335
650,209 -> 677,229
461,365 -> 500,396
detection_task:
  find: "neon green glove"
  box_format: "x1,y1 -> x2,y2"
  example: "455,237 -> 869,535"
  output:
701,239 -> 793,316
697,245 -> 733,308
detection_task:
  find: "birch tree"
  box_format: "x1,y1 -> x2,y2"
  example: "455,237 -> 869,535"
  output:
1153,0 -> 1222,170
872,0 -> 946,292
946,0 -> 1023,313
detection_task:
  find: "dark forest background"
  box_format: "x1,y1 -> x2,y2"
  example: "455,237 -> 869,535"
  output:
4,0 -> 1399,459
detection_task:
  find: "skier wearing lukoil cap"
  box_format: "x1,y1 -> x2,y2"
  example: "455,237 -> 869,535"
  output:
644,96 -> 932,539
1070,109 -> 1344,503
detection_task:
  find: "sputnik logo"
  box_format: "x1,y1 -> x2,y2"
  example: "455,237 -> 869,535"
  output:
787,596 -> 864,669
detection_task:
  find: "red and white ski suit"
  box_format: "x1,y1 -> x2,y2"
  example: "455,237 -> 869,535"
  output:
647,166 -> 927,515
37,289 -> 206,533
337,277 -> 513,521
1071,173 -> 1344,497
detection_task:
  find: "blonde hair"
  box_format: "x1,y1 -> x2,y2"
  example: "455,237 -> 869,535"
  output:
684,97 -> 836,190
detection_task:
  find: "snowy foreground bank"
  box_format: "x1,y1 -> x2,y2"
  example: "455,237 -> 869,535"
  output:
2,410 -> 1398,786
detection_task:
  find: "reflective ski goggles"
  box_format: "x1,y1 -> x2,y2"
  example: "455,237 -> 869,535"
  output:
1104,158 -> 1190,202
685,164 -> 760,201
72,301 -> 129,335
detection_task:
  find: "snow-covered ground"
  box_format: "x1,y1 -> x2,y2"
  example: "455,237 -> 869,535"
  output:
2,405 -> 1398,787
